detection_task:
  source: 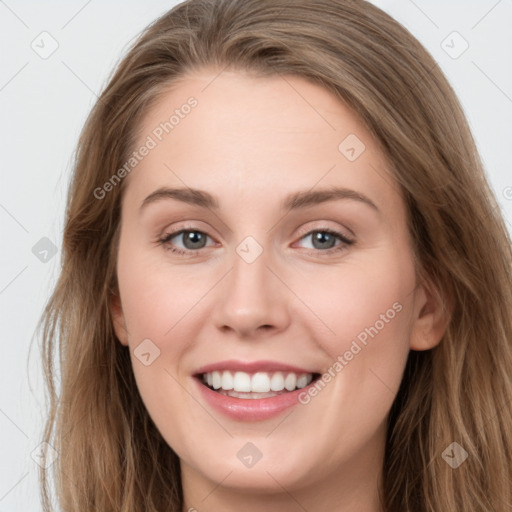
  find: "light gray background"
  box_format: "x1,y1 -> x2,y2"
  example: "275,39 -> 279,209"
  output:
1,1 -> 511,509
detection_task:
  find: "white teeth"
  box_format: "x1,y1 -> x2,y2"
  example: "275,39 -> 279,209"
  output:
270,372 -> 285,391
251,372 -> 271,393
296,374 -> 309,389
218,390 -> 281,399
284,373 -> 297,391
212,371 -> 222,390
221,371 -> 234,390
202,370 -> 314,394
233,371 -> 252,392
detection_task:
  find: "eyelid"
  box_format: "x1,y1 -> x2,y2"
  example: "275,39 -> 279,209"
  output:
159,225 -> 218,247
158,220 -> 218,240
294,221 -> 354,241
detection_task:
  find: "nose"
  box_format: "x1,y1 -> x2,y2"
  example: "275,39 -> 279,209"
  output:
211,242 -> 291,339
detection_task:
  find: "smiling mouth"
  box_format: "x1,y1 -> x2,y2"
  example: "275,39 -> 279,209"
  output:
197,370 -> 322,399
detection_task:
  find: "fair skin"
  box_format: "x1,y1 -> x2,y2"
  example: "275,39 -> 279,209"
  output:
110,68 -> 448,512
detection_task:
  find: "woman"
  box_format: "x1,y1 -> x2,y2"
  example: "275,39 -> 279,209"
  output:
39,0 -> 512,510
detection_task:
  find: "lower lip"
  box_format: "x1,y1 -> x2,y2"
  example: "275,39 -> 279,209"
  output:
194,377 -> 316,421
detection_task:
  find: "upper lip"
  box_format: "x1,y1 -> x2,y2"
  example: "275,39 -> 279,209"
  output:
194,359 -> 317,376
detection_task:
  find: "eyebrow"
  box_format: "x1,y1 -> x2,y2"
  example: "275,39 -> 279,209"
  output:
139,186 -> 379,213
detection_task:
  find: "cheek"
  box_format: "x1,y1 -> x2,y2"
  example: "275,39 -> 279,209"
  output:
117,246 -> 208,343
292,248 -> 416,390
283,251 -> 415,462
116,253 -> 202,444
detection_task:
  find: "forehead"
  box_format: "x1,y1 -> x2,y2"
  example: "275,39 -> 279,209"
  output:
124,69 -> 401,215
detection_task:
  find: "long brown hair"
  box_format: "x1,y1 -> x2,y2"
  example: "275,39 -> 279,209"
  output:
39,0 -> 512,510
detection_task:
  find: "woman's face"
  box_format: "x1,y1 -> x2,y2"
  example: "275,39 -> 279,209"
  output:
111,69 -> 442,506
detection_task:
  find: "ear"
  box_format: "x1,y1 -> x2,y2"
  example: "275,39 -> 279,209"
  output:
409,278 -> 452,351
109,290 -> 129,346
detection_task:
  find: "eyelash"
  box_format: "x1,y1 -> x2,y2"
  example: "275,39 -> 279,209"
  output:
157,226 -> 355,257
